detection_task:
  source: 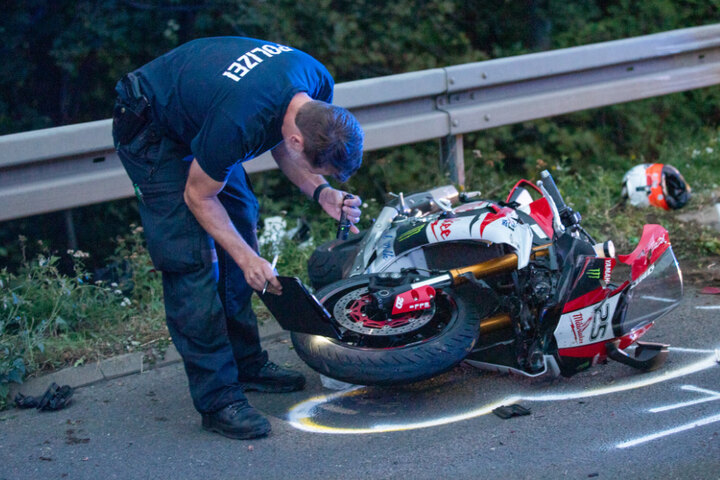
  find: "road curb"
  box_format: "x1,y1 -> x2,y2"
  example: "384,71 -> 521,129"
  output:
8,319 -> 285,399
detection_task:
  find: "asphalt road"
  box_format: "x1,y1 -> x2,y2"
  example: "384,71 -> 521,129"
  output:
1,286 -> 719,480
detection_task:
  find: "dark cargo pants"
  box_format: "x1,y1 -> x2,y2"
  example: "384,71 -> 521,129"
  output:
112,88 -> 268,414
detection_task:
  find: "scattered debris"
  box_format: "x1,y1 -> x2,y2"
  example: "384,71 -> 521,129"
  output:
320,374 -> 358,391
14,383 -> 74,411
65,429 -> 90,445
700,287 -> 720,295
492,404 -> 531,419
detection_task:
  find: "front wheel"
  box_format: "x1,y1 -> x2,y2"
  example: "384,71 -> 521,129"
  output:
291,277 -> 481,386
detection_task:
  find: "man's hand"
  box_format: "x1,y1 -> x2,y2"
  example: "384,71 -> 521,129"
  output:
318,187 -> 363,234
272,141 -> 363,234
242,255 -> 281,294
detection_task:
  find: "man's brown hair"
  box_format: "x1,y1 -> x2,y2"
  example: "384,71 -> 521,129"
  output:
295,101 -> 363,182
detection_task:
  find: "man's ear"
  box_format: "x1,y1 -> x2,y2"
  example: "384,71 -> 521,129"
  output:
287,132 -> 305,153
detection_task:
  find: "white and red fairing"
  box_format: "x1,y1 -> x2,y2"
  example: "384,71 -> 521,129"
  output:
553,224 -> 682,361
366,200 -> 539,274
424,205 -> 535,267
422,183 -> 556,266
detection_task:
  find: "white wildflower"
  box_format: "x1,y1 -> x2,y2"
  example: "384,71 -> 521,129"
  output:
706,147 -> 714,154
258,216 -> 287,254
114,289 -> 123,295
73,250 -> 90,258
692,149 -> 701,158
111,282 -> 118,288
120,297 -> 132,307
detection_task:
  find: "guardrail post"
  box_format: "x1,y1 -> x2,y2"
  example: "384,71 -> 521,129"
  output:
64,210 -> 78,251
439,134 -> 465,189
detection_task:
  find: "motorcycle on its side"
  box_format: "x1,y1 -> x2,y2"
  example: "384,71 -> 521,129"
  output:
262,170 -> 683,385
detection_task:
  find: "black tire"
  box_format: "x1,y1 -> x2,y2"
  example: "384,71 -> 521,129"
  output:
291,277 -> 481,386
307,233 -> 365,290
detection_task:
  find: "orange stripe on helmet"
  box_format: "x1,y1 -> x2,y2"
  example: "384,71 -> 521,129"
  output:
646,163 -> 669,210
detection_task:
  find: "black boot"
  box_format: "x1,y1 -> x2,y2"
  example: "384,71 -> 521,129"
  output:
201,400 -> 271,439
238,361 -> 306,393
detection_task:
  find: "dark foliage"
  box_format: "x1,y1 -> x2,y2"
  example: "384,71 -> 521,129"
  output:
1,0 -> 719,270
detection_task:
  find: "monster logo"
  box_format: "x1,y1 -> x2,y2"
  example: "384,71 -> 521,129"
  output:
397,224 -> 425,243
587,268 -> 601,280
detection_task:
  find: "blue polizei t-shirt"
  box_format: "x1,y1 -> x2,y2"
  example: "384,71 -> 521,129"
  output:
135,37 -> 334,182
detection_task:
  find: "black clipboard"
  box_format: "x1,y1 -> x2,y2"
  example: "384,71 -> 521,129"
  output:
257,276 -> 340,339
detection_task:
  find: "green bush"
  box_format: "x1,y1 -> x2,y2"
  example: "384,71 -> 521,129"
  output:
0,228 -> 165,409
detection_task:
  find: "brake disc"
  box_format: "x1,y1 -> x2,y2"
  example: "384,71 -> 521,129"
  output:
332,286 -> 436,336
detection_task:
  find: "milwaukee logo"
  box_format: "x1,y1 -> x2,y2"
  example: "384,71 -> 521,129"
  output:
569,312 -> 593,343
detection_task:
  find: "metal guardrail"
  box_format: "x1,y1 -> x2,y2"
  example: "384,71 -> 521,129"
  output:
2,24 -> 720,222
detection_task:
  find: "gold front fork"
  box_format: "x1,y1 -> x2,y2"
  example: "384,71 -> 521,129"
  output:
447,243 -> 552,334
448,243 -> 551,285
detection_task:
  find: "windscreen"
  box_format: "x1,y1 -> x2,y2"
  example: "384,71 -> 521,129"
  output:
618,247 -> 683,335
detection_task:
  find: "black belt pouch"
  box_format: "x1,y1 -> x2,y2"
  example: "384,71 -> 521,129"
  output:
113,73 -> 150,145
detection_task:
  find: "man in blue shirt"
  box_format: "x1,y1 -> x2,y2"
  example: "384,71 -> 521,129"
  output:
112,37 -> 363,439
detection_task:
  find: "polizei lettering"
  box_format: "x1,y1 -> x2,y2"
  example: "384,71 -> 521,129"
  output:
222,44 -> 293,82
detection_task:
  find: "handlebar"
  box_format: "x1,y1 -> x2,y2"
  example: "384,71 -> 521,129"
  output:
539,170 -> 582,231
540,170 -> 568,214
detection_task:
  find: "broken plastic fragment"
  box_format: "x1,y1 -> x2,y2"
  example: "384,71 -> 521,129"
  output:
492,404 -> 531,419
14,382 -> 74,411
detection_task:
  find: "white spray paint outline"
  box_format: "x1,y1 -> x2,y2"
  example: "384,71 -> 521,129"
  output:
286,347 -> 720,435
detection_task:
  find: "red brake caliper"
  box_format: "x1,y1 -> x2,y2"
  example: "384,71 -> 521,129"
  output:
346,295 -> 415,330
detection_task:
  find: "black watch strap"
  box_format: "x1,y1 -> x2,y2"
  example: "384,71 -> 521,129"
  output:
313,183 -> 331,202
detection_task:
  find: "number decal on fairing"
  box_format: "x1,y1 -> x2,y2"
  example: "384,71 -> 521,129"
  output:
222,44 -> 294,82
590,300 -> 610,340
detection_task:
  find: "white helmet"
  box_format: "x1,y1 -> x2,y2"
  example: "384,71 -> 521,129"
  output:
622,163 -> 691,210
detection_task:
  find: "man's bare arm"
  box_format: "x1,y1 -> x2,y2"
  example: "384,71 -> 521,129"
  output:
183,159 -> 281,292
